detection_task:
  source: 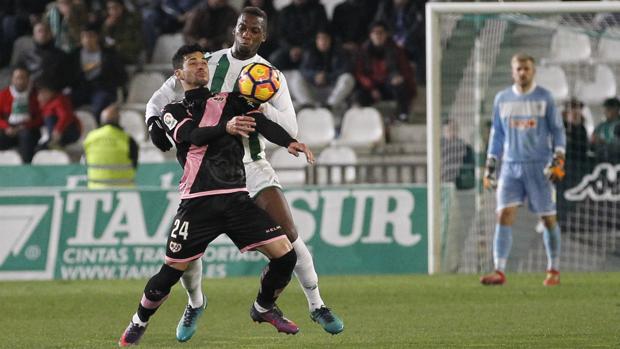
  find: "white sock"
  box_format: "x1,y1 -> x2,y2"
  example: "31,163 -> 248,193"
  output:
132,313 -> 147,327
181,259 -> 204,308
292,238 -> 324,311
253,301 -> 270,313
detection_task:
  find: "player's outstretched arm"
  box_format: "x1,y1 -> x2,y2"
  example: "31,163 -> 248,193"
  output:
258,73 -> 299,137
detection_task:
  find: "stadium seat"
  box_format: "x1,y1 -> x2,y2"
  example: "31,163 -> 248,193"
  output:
317,145 -> 357,184
574,64 -> 617,105
335,107 -> 384,149
536,65 -> 569,102
31,149 -> 71,165
596,27 -> 620,63
119,109 -> 147,143
75,110 -> 98,137
548,28 -> 591,63
144,33 -> 184,72
269,147 -> 308,185
297,108 -> 336,149
138,147 -> 166,163
0,150 -> 23,165
125,72 -> 167,112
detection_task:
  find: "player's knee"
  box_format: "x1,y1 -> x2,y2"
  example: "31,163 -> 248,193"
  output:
144,264 -> 184,300
271,249 -> 297,276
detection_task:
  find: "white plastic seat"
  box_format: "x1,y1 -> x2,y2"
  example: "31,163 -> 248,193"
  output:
138,147 -> 166,163
297,108 -> 336,149
144,33 -> 184,72
125,72 -> 167,112
536,65 -> 569,102
75,110 -> 98,138
0,150 -> 23,165
335,107 -> 384,148
574,65 -> 617,105
31,149 -> 71,165
548,28 -> 591,63
317,145 -> 357,184
120,109 -> 147,143
596,27 -> 620,63
269,147 -> 308,185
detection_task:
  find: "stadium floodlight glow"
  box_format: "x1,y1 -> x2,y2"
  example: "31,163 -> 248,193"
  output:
426,1 -> 620,275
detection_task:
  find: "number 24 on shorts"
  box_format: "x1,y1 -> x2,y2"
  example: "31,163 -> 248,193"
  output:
171,219 -> 189,240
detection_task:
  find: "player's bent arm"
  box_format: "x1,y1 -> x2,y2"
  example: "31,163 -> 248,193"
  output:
145,76 -> 182,123
487,103 -> 505,159
250,111 -> 296,147
259,73 -> 298,138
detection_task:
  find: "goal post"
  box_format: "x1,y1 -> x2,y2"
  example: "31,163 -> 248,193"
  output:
426,1 -> 620,274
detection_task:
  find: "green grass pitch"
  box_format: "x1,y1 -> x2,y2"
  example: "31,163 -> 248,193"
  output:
0,273 -> 618,348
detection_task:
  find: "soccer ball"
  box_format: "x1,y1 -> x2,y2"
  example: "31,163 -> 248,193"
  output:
237,62 -> 281,103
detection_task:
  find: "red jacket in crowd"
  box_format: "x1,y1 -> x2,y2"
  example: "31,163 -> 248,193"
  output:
0,87 -> 43,130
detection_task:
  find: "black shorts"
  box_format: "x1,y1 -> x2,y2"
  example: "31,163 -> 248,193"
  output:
164,191 -> 286,263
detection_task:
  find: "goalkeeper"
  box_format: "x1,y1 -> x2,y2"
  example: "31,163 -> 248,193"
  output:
481,53 -> 566,287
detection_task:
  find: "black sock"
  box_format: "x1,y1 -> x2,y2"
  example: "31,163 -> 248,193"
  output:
137,264 -> 184,322
256,249 -> 296,309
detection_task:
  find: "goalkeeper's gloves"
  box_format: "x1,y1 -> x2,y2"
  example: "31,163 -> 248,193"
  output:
483,157 -> 497,190
544,151 -> 566,183
147,116 -> 173,152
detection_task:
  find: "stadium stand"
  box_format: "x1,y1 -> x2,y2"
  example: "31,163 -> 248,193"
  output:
547,28 -> 591,63
536,65 -> 569,102
138,147 -> 166,163
124,72 -> 167,112
119,109 -> 147,143
335,107 -> 384,150
144,33 -> 184,73
316,145 -> 357,184
0,150 -> 23,165
574,64 -> 617,106
296,108 -> 336,149
269,147 -> 308,185
31,149 -> 71,165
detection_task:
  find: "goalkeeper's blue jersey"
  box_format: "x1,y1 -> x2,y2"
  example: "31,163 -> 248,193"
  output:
487,83 -> 566,163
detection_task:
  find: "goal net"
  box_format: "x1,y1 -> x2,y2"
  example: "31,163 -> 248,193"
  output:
427,2 -> 620,274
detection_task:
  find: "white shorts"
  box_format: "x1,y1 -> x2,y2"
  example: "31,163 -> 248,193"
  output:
244,159 -> 282,198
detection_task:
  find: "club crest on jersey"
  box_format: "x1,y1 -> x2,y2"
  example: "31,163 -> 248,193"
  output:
163,112 -> 177,130
169,241 -> 182,253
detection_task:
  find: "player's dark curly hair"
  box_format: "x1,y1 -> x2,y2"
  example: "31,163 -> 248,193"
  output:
172,44 -> 206,70
240,6 -> 268,32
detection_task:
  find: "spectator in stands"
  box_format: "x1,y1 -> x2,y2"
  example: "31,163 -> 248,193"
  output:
440,119 -> 474,190
35,76 -> 81,149
561,98 -> 590,181
84,103 -> 138,188
290,29 -> 355,116
375,0 -> 425,81
182,0 -> 238,52
243,0 -> 279,59
0,66 -> 42,163
101,0 -> 144,65
354,20 -> 416,123
45,0 -> 88,53
590,97 -> 620,163
0,1 -> 49,68
16,21 -> 74,90
69,23 -> 127,124
331,0 -> 379,53
269,0 -> 328,71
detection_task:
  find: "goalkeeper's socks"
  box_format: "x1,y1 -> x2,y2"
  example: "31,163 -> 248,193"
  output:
543,224 -> 561,270
493,225 -> 513,271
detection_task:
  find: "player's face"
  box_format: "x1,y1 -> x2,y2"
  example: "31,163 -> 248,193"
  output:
177,52 -> 209,87
232,14 -> 266,59
511,59 -> 535,89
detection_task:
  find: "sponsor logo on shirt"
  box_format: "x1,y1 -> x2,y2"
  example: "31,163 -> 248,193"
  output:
510,118 -> 537,130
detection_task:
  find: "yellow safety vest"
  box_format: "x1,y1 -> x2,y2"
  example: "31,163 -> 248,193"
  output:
84,124 -> 136,189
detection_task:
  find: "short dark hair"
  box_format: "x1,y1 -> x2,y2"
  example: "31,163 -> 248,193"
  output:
369,20 -> 389,33
172,44 -> 205,70
603,97 -> 620,109
240,6 -> 268,32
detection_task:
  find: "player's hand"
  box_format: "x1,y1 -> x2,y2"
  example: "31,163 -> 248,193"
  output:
147,116 -> 173,152
483,157 -> 497,190
544,152 -> 566,183
287,141 -> 315,164
226,116 -> 256,138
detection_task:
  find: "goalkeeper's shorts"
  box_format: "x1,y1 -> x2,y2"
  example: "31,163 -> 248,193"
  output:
496,161 -> 556,216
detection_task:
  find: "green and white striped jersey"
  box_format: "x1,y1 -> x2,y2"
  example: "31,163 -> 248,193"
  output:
145,48 -> 298,163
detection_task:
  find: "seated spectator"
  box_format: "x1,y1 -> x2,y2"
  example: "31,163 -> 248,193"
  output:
84,104 -> 138,188
331,0 -> 379,53
16,21 -> 75,90
45,0 -> 89,53
183,0 -> 238,52
590,97 -> 620,163
102,0 -> 144,65
354,20 -> 416,123
0,66 -> 42,163
440,119 -> 474,190
269,0 -> 328,71
35,76 -> 81,149
0,1 -> 48,68
69,23 -> 128,123
289,29 -> 354,116
243,0 -> 279,59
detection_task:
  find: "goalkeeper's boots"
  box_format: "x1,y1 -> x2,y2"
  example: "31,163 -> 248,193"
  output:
119,321 -> 147,347
543,269 -> 560,286
250,304 -> 299,334
310,306 -> 344,335
480,270 -> 506,286
176,295 -> 207,342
